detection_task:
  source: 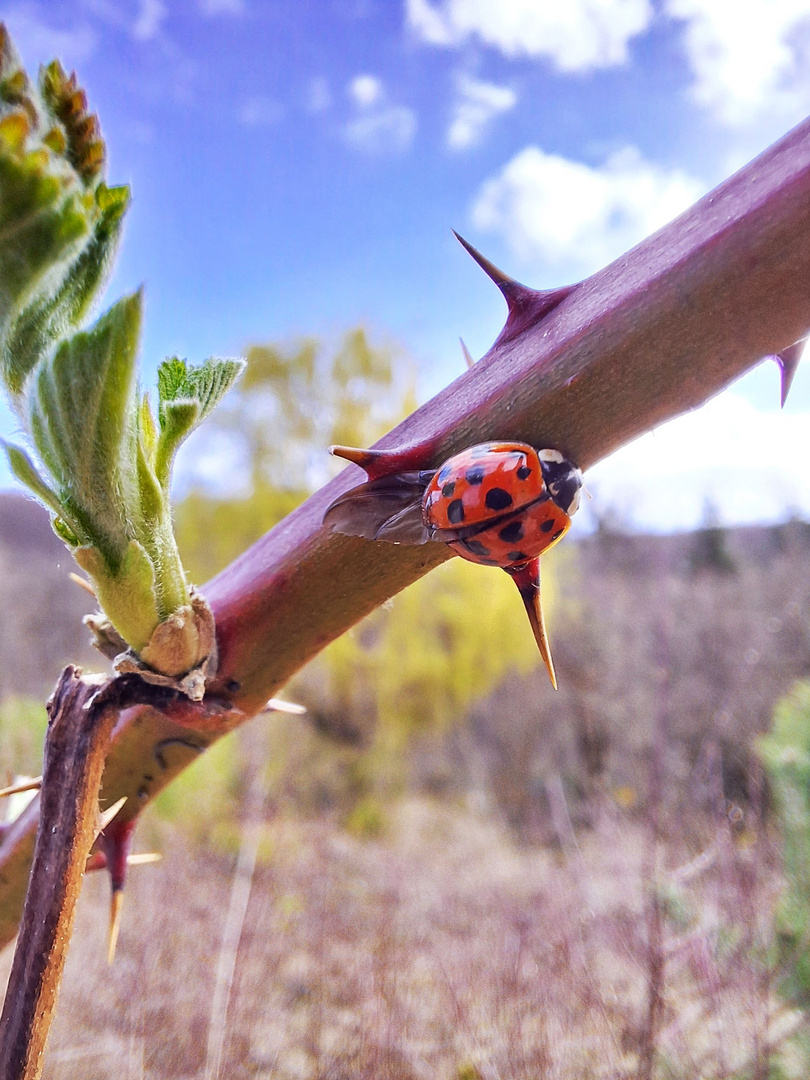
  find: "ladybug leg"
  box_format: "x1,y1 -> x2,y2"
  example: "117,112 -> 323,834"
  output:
506,558 -> 557,690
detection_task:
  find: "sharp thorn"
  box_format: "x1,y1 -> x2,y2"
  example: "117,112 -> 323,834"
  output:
329,443 -> 421,481
265,698 -> 307,715
127,852 -> 162,866
96,796 -> 127,836
508,560 -> 558,690
328,444 -> 382,470
774,339 -> 805,408
452,230 -> 517,291
107,889 -> 124,965
0,776 -> 41,798
460,338 -> 475,369
68,571 -> 96,597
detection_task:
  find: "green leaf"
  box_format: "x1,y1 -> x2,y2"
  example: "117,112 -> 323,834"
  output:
26,291 -> 142,567
2,438 -> 63,518
0,29 -> 130,398
158,355 -> 245,425
154,355 -> 244,488
1,182 -> 129,395
154,399 -> 199,488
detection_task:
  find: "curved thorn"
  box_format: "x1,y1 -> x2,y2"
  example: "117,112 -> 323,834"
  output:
329,443 -> 433,480
460,338 -> 475,369
774,339 -> 805,407
329,444 -> 387,470
452,230 -> 517,291
96,795 -> 126,837
507,560 -> 558,690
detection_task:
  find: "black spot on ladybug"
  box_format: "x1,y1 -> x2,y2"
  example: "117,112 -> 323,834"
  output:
508,551 -> 529,563
499,520 -> 524,543
441,481 -> 456,497
552,529 -> 564,540
540,519 -> 555,533
466,466 -> 485,485
485,487 -> 513,511
226,679 -> 241,693
517,465 -> 532,480
447,499 -> 465,524
463,539 -> 490,557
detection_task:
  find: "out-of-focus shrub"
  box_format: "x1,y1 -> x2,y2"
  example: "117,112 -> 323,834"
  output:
174,327 -> 415,582
172,327 -> 554,827
760,680 -> 810,1006
0,695 -> 48,780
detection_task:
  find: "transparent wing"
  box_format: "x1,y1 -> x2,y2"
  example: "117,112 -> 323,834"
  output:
323,473 -> 438,545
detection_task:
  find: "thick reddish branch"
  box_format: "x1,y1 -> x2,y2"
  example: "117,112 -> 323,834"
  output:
205,115 -> 810,713
1,115 -> 810,952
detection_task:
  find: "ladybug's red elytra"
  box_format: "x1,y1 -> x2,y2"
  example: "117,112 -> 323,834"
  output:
324,441 -> 583,689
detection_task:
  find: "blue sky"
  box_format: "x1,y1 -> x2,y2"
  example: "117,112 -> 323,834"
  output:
3,0 -> 810,533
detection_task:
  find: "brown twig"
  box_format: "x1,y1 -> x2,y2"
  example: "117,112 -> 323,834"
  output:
0,671 -> 175,1080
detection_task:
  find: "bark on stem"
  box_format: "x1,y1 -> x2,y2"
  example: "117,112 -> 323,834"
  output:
0,672 -> 174,1080
0,669 -> 111,1080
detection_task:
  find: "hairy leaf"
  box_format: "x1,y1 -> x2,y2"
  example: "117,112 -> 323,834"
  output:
27,292 -> 142,567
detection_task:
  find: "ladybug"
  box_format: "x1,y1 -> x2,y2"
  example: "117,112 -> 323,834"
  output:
324,441 -> 583,689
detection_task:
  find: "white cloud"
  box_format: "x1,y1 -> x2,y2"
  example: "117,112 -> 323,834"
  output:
344,75 -> 417,154
132,0 -> 167,41
4,6 -> 97,65
345,107 -> 418,154
348,74 -> 384,108
470,145 -> 704,274
198,0 -> 246,13
582,379 -> 810,532
447,73 -> 516,150
238,96 -> 283,127
665,0 -> 810,129
406,0 -> 653,71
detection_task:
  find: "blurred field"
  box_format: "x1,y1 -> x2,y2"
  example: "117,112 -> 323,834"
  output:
3,487 -> 810,1075
0,796 -> 794,1080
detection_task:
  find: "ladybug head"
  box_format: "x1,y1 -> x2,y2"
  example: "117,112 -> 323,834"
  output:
538,449 -> 582,517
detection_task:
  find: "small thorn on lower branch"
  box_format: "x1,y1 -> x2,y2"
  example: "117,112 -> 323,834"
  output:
0,776 -> 41,799
95,796 -> 126,836
68,572 -> 95,597
264,697 -> 306,716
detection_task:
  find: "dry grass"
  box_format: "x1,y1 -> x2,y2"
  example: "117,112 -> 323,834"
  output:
2,793 -> 799,1080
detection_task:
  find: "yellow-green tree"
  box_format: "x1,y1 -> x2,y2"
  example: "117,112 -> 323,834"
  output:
171,327 -> 554,828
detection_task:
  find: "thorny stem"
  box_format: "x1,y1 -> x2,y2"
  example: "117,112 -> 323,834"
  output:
2,108 -> 810,954
0,670 -> 175,1080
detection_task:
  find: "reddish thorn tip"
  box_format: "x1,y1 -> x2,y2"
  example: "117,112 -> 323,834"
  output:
452,230 -> 518,292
